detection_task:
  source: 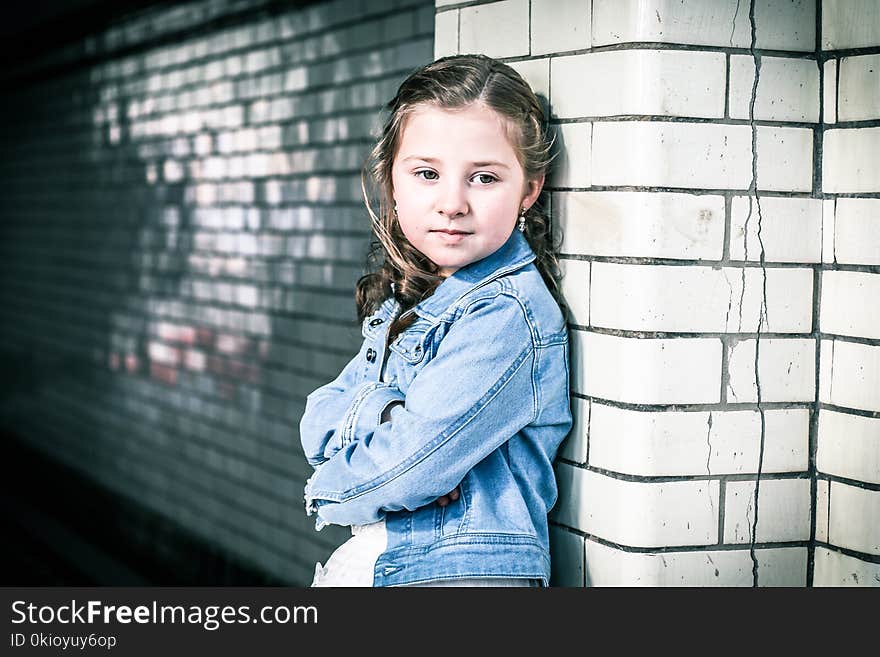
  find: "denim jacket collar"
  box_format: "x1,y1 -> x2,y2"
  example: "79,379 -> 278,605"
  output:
410,230 -> 536,321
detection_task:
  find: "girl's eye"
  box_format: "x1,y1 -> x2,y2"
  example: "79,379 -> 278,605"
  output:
472,173 -> 497,185
415,170 -> 438,181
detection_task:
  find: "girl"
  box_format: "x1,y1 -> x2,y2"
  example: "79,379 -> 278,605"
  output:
300,54 -> 572,587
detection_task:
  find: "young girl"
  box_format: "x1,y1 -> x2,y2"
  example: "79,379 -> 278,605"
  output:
299,54 -> 572,587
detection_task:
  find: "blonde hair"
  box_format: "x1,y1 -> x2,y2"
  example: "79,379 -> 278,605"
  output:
357,54 -> 561,340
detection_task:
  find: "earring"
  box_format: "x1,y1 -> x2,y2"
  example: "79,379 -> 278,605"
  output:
517,207 -> 526,232
393,202 -> 398,217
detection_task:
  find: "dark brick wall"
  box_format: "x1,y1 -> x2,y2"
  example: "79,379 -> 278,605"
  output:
0,0 -> 433,585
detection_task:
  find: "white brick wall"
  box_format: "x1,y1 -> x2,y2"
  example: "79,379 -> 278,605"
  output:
726,338 -> 816,403
592,123 -> 813,191
820,340 -> 880,412
589,405 -> 809,476
590,263 -> 812,333
438,0 -> 880,587
838,54 -> 880,121
723,478 -> 812,543
592,0 -> 815,51
820,271 -> 880,339
554,464 -> 719,547
730,196 -> 822,263
833,199 -> 880,265
813,547 -> 880,586
822,0 -> 880,49
579,332 -> 722,404
824,482 -> 880,555
729,56 -> 820,122
817,411 -> 880,485
585,540 -> 807,586
531,0 -> 590,56
823,128 -> 880,193
459,0 -> 529,58
551,50 -> 726,119
556,191 -> 725,260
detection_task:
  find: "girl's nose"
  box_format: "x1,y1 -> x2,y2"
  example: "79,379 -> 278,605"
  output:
435,182 -> 469,218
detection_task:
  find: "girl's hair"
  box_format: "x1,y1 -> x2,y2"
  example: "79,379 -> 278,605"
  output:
357,54 -> 562,341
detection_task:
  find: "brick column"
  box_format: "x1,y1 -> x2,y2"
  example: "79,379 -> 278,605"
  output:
436,0 -> 879,586
814,0 -> 880,586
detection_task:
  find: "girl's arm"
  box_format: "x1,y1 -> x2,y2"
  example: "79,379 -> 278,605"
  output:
299,346 -> 388,468
304,292 -> 565,528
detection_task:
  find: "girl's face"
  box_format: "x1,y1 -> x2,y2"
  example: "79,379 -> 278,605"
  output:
390,102 -> 544,278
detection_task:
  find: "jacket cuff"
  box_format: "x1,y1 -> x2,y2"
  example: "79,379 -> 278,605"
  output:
341,383 -> 405,448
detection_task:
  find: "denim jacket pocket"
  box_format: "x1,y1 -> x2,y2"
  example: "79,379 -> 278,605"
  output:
437,474 -> 470,537
388,330 -> 428,365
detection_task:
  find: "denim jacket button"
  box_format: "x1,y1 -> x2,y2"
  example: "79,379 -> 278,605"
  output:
366,348 -> 376,362
369,318 -> 384,326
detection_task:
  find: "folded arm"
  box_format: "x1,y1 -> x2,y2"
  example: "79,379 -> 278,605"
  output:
304,293 -> 537,528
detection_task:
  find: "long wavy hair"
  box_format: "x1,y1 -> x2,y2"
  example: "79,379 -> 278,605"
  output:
357,54 -> 562,342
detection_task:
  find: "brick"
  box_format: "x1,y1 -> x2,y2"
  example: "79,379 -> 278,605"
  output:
730,196 -> 822,263
813,547 -> 880,586
554,191 -> 724,260
590,262 -> 813,333
550,50 -> 725,119
823,127 -> 880,193
822,199 -> 836,264
548,121 -> 591,188
820,271 -> 880,340
589,405 -> 809,476
816,478 -> 830,542
433,9 -> 458,59
817,410 -> 880,485
824,59 -> 838,123
592,122 -> 812,191
558,396 -> 589,463
531,0 -> 591,56
459,0 -> 529,59
833,198 -> 880,266
838,54 -> 880,122
507,58 -> 550,104
592,0 -> 815,51
553,464 -> 719,547
820,339 -> 880,412
822,0 -> 880,49
827,482 -> 880,555
549,525 -> 585,586
559,257 -> 590,326
585,541 -> 807,586
729,55 -> 820,123
579,332 -> 722,404
723,478 -> 811,543
727,338 -> 816,403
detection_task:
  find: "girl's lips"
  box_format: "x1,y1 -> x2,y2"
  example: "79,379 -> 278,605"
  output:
430,229 -> 471,244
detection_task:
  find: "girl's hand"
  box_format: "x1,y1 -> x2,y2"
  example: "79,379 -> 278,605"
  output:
435,486 -> 460,507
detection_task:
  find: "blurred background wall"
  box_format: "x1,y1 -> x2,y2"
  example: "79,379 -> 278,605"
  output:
0,0 -> 433,585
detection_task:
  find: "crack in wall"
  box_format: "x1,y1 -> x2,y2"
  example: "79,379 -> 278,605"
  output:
706,411 -> 713,476
730,0 -> 743,47
722,268 -> 734,332
746,0 -> 768,588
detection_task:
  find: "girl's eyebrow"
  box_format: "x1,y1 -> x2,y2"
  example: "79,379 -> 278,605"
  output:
401,155 -> 510,169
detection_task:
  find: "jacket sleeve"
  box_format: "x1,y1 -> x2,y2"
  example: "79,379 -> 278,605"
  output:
304,292 -> 538,528
299,345 -> 375,469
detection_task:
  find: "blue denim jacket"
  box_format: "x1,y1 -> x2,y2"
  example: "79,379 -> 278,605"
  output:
300,230 -> 572,586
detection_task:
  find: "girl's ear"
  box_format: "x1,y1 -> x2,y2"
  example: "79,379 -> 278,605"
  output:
522,174 -> 545,211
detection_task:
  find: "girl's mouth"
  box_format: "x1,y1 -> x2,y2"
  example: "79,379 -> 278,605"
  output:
430,229 -> 471,244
